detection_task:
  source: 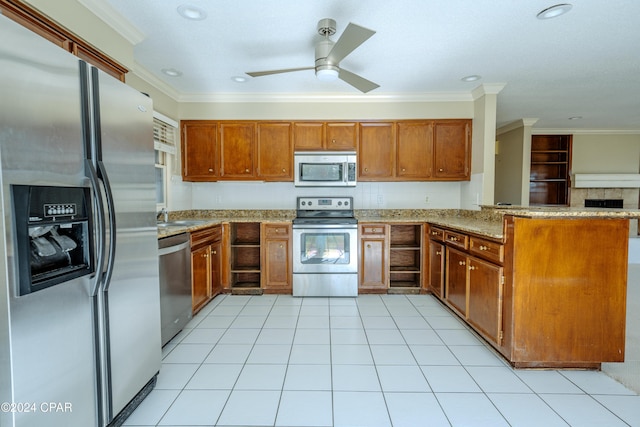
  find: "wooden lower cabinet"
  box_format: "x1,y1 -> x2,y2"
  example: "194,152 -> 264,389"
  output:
190,225 -> 222,313
261,223 -> 292,293
427,240 -> 444,297
359,223 -> 389,293
429,216 -> 628,368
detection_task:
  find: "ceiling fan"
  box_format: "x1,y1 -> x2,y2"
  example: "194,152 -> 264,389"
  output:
246,18 -> 379,93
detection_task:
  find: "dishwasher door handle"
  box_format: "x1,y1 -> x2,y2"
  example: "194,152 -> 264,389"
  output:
158,240 -> 190,256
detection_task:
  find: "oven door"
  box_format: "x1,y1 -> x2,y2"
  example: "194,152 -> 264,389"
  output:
292,224 -> 357,273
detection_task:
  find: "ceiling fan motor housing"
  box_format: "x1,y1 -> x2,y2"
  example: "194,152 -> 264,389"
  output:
317,18 -> 337,37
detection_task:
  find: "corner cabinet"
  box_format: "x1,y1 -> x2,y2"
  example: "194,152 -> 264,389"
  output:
433,120 -> 471,180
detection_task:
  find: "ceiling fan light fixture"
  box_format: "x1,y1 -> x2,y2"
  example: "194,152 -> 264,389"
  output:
316,65 -> 339,82
537,3 -> 573,19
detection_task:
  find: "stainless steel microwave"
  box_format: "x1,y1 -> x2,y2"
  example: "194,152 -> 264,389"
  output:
294,151 -> 357,187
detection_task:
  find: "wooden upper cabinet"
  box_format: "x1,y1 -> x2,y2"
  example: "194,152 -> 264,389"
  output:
0,0 -> 127,81
396,121 -> 433,179
326,122 -> 357,150
358,122 -> 395,180
256,122 -> 293,181
219,122 -> 256,179
293,122 -> 325,150
182,121 -> 218,181
433,120 -> 471,180
293,121 -> 357,151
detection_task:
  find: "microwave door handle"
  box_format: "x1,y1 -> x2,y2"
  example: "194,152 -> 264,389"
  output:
344,162 -> 349,184
85,159 -> 106,297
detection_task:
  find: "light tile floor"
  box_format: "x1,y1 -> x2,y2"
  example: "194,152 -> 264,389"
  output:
124,294 -> 640,427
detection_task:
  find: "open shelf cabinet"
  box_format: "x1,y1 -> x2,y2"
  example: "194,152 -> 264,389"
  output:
389,224 -> 422,289
229,222 -> 261,290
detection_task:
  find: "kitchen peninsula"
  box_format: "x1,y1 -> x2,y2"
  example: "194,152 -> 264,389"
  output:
158,206 -> 639,368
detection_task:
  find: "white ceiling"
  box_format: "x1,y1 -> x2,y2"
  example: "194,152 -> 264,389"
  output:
90,0 -> 640,131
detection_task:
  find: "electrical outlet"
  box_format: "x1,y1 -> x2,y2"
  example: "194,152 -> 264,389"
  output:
425,196 -> 429,204
377,194 -> 384,205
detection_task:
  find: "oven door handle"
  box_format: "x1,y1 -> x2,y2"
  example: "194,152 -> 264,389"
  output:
293,224 -> 358,230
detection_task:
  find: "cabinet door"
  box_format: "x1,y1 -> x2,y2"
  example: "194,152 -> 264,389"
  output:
210,241 -> 222,297
428,240 -> 445,298
257,122 -> 293,181
445,247 -> 468,316
219,122 -> 256,178
262,224 -> 291,292
293,122 -> 325,150
326,122 -> 357,150
182,122 -> 218,181
396,121 -> 433,179
467,256 -> 503,345
358,122 -> 395,181
191,245 -> 211,313
360,237 -> 388,291
433,120 -> 470,180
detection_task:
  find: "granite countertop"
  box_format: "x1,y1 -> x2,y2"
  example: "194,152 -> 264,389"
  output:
157,206 -> 640,240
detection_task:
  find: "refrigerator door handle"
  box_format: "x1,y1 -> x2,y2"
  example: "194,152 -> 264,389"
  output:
85,159 -> 106,297
97,160 -> 117,292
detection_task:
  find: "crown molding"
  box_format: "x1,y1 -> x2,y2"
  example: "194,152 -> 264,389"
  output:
497,118 -> 539,135
533,128 -> 640,135
472,83 -> 506,99
77,0 -> 145,44
131,61 -> 181,101
176,91 -> 474,103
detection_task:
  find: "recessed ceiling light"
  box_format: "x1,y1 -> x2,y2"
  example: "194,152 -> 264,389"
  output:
537,3 -> 573,19
177,4 -> 207,20
461,75 -> 481,82
161,68 -> 182,77
231,76 -> 247,83
568,116 -> 583,120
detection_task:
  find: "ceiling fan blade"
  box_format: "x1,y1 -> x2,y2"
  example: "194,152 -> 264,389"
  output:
338,68 -> 379,93
326,23 -> 375,64
246,67 -> 314,77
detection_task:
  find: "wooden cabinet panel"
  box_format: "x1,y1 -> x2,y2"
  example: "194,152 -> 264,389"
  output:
444,230 -> 468,250
219,122 -> 256,179
191,245 -> 211,313
428,226 -> 445,242
262,223 -> 291,293
182,122 -> 218,181
428,240 -> 445,298
210,240 -> 222,296
433,120 -> 470,180
257,122 -> 293,181
293,122 -> 325,150
358,122 -> 395,180
445,247 -> 468,316
359,224 -> 388,292
396,121 -> 433,179
469,236 -> 504,264
467,256 -> 503,345
326,122 -> 357,150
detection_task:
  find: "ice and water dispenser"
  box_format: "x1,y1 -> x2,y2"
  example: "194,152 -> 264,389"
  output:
12,185 -> 95,295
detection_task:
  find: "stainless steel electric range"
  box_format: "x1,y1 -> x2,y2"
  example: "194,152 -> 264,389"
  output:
292,196 -> 358,297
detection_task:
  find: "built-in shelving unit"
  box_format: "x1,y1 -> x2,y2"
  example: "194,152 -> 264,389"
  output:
230,222 -> 261,292
389,224 -> 422,290
529,135 -> 572,205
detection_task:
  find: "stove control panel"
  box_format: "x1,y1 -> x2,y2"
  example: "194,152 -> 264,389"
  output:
297,196 -> 353,211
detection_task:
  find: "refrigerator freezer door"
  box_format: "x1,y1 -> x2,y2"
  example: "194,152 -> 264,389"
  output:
0,15 -> 98,427
93,68 -> 161,422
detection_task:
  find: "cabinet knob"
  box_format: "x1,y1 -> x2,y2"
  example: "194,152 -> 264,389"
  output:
279,244 -> 283,249
332,139 -> 336,143
469,265 -> 476,271
282,168 -> 286,172
367,244 -> 371,248
208,168 -> 213,172
212,250 -> 217,255
364,168 -> 369,172
450,236 -> 458,242
479,245 -> 488,251
436,250 -> 441,256
458,260 -> 466,266
439,168 -> 444,172
402,168 -> 406,172
245,168 -> 250,173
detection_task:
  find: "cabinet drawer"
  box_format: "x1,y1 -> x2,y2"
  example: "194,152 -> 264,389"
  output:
264,224 -> 290,237
444,230 -> 468,250
469,237 -> 504,264
428,226 -> 445,242
361,224 -> 386,236
190,225 -> 222,248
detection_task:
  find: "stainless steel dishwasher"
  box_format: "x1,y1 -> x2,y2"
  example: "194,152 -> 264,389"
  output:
158,232 -> 192,346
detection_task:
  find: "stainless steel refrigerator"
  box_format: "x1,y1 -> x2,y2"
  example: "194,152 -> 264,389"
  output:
0,13 -> 162,427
